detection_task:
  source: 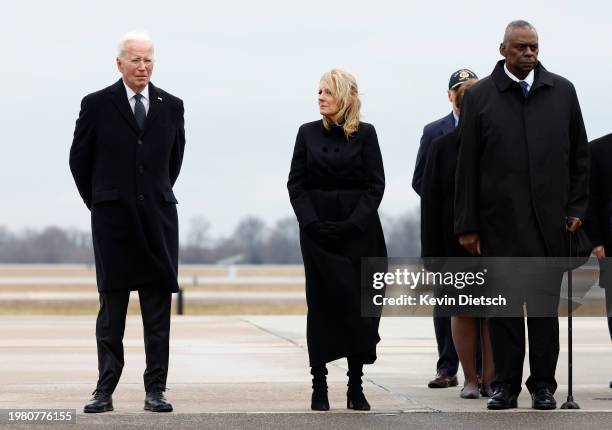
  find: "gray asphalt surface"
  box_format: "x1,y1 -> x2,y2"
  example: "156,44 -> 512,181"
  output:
3,412 -> 612,430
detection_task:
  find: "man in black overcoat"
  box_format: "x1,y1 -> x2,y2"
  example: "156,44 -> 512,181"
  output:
69,32 -> 185,413
454,21 -> 589,409
585,133 -> 612,386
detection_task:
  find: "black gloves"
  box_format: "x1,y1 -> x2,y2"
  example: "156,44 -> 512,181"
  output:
305,222 -> 336,244
305,221 -> 360,245
328,221 -> 360,239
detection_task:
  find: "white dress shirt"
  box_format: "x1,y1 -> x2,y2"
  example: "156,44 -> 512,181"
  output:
503,63 -> 534,92
123,81 -> 150,114
452,110 -> 459,127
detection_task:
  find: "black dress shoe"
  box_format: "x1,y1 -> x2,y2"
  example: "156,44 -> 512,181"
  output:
531,388 -> 557,410
144,391 -> 173,412
428,373 -> 459,388
487,387 -> 518,410
83,390 -> 113,413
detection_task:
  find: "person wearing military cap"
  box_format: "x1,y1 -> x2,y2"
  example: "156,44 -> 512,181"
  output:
412,69 -> 477,196
413,68 -> 480,390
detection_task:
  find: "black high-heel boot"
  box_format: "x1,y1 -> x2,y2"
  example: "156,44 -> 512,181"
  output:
310,365 -> 330,411
347,357 -> 370,411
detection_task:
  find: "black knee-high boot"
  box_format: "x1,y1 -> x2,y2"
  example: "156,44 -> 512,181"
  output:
347,356 -> 370,410
310,365 -> 329,411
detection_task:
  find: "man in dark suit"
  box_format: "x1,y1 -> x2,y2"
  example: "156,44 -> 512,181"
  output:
454,20 -> 589,410
585,133 -> 612,386
413,69 -> 479,389
69,32 -> 185,413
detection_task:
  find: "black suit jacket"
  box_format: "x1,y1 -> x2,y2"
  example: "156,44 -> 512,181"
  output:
412,112 -> 455,196
69,79 -> 185,292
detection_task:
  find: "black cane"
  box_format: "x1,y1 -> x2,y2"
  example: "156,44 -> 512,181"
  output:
561,230 -> 580,409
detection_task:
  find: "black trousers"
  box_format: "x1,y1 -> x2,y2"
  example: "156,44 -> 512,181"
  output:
433,316 -> 458,375
488,272 -> 562,395
95,287 -> 172,394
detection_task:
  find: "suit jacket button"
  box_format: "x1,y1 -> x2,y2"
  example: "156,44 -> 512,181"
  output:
137,139 -> 143,145
138,165 -> 144,173
138,194 -> 145,201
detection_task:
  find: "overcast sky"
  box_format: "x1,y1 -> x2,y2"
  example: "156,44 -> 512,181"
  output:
2,0 -> 611,239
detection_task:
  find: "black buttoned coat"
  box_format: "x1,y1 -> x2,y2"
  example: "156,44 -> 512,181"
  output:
287,120 -> 387,366
421,128 -> 470,258
454,61 -> 589,257
586,134 -> 612,286
69,79 -> 185,292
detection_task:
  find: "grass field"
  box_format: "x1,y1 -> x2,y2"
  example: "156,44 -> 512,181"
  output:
0,264 -> 306,315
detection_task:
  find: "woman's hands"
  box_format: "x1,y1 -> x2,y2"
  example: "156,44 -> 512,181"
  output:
306,221 -> 360,245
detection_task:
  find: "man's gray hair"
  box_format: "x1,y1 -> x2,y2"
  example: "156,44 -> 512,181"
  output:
503,20 -> 537,42
117,31 -> 154,58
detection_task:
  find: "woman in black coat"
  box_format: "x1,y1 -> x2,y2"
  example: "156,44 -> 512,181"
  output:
287,68 -> 387,411
421,79 -> 494,399
585,133 -> 612,342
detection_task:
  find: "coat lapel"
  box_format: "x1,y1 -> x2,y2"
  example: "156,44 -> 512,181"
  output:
109,79 -> 140,134
531,63 -> 555,93
491,60 -> 514,93
143,83 -> 162,135
443,112 -> 455,133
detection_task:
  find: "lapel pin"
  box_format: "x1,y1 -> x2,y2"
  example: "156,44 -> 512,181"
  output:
158,96 -> 163,101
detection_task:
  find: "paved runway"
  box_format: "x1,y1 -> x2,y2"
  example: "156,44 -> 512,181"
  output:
1,316 -> 612,428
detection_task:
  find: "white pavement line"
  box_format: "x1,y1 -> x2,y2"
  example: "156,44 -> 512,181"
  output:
239,317 -> 307,351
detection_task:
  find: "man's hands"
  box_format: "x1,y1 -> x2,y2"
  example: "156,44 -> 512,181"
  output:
459,232 -> 481,255
592,245 -> 606,259
458,218 -> 583,256
566,216 -> 583,233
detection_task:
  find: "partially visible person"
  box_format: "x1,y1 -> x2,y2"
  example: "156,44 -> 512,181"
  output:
421,78 -> 494,399
585,132 -> 612,387
414,69 -> 481,390
413,69 -> 477,196
287,68 -> 387,411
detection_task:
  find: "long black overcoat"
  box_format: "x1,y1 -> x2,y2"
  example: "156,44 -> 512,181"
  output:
69,79 -> 185,292
421,128 -> 470,258
454,61 -> 589,257
287,120 -> 387,366
586,134 -> 612,286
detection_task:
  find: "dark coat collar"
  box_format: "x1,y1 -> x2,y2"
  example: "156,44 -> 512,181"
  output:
442,112 -> 455,132
109,79 -> 163,136
491,59 -> 555,93
321,120 -> 346,137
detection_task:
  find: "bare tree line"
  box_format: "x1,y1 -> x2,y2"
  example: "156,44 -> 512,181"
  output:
0,211 -> 420,264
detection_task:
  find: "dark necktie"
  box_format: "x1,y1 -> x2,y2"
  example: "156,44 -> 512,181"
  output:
518,80 -> 529,98
134,93 -> 146,130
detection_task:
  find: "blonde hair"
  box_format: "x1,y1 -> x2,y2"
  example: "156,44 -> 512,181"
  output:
320,68 -> 361,139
